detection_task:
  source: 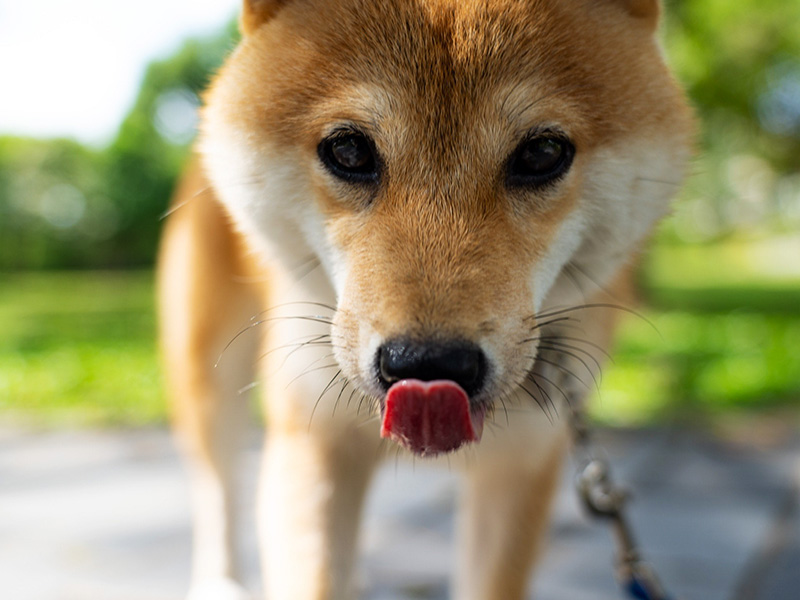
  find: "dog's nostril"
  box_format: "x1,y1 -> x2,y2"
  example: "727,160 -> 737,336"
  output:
377,339 -> 487,397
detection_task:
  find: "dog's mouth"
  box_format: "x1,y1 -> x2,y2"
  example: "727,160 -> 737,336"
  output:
379,379 -> 486,457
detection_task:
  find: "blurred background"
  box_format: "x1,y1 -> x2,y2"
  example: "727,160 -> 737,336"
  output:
1,0 -> 799,435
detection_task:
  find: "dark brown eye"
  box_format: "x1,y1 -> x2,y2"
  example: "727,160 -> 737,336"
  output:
318,131 -> 379,183
507,135 -> 574,188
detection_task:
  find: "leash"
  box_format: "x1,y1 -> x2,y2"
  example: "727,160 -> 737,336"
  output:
570,408 -> 677,600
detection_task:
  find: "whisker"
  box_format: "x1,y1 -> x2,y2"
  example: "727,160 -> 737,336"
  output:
562,261 -> 615,300
270,339 -> 338,375
346,385 -> 359,410
230,256 -> 325,285
357,392 -> 369,416
355,414 -> 382,429
257,334 -> 332,360
296,261 -> 322,282
521,320 -> 588,342
526,376 -> 559,419
160,196 -> 195,220
539,335 -> 615,363
237,381 -> 259,395
287,252 -> 321,275
537,344 -> 601,390
484,418 -> 506,435
331,378 -> 351,418
526,315 -> 578,330
252,300 -> 336,315
634,176 -> 683,187
528,371 -> 570,406
533,303 -> 659,336
515,381 -> 554,423
498,395 -> 510,427
539,339 -> 604,374
308,369 -> 343,430
218,314 -> 334,366
160,176 -> 267,220
529,355 -> 590,390
562,263 -> 589,302
284,357 -> 337,388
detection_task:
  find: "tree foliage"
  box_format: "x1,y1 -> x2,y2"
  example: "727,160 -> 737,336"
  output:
0,21 -> 238,269
662,0 -> 800,241
0,5 -> 798,269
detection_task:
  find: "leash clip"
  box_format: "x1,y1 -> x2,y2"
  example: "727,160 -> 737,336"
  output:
570,408 -> 677,600
577,457 -> 628,519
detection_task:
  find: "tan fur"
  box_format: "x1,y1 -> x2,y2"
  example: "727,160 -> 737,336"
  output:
158,1 -> 693,598
456,434 -> 568,600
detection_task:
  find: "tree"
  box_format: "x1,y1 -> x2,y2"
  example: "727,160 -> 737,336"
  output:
0,21 -> 238,269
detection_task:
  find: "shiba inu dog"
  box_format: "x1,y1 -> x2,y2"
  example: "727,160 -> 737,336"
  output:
157,0 -> 693,598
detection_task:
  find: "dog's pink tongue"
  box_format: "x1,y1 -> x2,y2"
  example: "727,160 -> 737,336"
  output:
381,379 -> 483,457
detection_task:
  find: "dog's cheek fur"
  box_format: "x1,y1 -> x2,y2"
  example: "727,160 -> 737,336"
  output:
542,128 -> 694,310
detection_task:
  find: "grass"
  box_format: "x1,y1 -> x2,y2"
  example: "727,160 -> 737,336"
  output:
0,270 -> 165,426
590,309 -> 800,426
1,235 -> 799,429
590,233 -> 800,426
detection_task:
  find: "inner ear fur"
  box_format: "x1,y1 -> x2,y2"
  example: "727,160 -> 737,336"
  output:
609,0 -> 661,28
241,0 -> 290,35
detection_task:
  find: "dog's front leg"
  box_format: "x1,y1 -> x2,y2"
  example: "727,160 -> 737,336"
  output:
158,187 -> 263,600
258,425 -> 378,600
454,424 -> 568,600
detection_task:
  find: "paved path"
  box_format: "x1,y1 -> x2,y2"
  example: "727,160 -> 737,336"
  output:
1,426 -> 798,600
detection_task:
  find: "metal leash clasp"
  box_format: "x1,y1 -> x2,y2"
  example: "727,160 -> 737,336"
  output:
571,409 -> 676,600
577,456 -> 627,519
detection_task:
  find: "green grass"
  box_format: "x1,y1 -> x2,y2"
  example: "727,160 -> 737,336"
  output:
590,310 -> 800,426
590,234 -> 800,426
2,234 -> 799,429
0,270 -> 166,426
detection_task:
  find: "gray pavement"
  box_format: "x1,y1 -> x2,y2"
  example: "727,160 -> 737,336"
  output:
1,426 -> 798,600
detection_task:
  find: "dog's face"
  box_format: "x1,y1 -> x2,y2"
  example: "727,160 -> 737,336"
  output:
201,0 -> 693,455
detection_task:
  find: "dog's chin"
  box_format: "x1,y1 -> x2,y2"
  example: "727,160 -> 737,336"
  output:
379,379 -> 486,457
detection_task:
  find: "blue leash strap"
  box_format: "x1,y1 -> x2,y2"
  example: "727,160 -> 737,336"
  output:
619,557 -> 673,600
622,563 -> 673,600
571,410 -> 677,600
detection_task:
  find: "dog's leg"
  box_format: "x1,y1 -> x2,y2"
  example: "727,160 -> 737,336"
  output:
454,424 -> 568,600
233,252 -> 381,599
258,419 -> 378,599
158,171 -> 262,600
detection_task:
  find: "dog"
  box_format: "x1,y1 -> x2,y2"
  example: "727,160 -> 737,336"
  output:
157,0 -> 693,598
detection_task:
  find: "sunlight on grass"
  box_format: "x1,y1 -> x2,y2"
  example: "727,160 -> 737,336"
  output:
591,310 -> 800,426
646,233 -> 800,288
0,271 -> 166,426
592,233 -> 800,425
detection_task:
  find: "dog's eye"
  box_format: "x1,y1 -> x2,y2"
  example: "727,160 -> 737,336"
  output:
507,135 -> 575,188
318,132 -> 379,183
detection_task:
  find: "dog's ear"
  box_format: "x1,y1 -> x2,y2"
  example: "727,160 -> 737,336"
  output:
241,0 -> 289,35
608,0 -> 661,29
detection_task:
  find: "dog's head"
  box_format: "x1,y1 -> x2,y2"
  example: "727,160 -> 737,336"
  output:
201,0 -> 693,455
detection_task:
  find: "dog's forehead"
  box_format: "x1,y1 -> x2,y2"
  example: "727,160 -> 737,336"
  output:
274,0 -> 579,107
225,0 -> 674,154
320,1 -> 576,135
325,0 -> 551,84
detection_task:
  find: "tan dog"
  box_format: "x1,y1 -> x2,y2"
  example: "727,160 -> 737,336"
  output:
157,0 -> 693,598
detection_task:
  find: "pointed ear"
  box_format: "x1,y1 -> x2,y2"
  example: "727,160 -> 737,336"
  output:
610,0 -> 661,29
241,0 -> 289,35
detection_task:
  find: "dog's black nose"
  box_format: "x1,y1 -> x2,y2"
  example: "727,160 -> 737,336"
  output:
377,339 -> 487,397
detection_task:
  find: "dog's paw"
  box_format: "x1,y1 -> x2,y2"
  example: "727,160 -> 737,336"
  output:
186,578 -> 253,600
